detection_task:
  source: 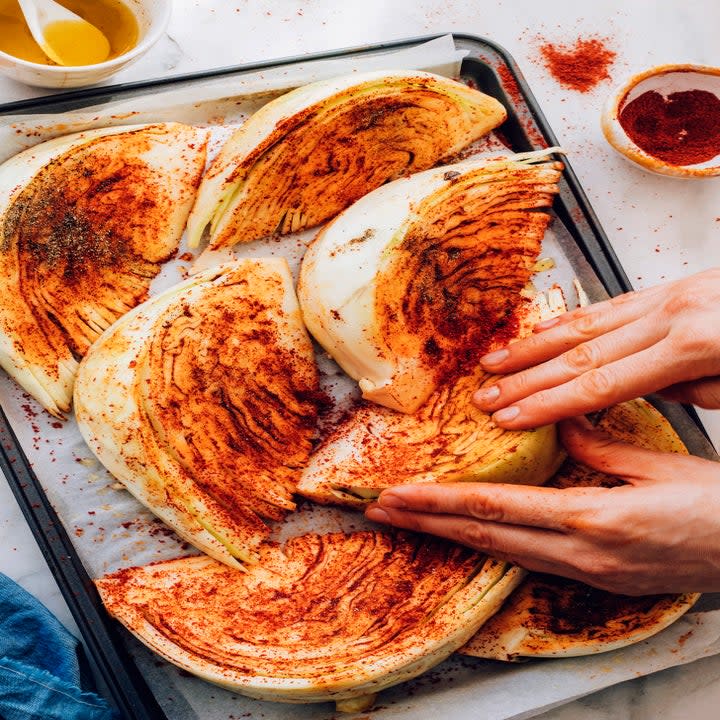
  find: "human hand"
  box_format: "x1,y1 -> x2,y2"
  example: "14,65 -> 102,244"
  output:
473,268 -> 720,430
365,416 -> 720,595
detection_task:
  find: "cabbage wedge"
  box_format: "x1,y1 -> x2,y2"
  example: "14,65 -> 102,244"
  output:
0,123 -> 207,417
459,573 -> 699,661
96,531 -> 524,707
297,291 -> 564,507
297,371 -> 562,508
75,259 -> 320,568
185,70 -> 507,252
460,399 -> 701,661
297,151 -> 563,414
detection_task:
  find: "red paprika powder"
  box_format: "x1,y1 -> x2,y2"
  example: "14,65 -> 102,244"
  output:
539,37 -> 616,93
618,88 -> 720,166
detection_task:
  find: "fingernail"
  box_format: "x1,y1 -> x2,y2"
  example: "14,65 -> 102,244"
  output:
378,493 -> 407,509
365,507 -> 391,524
480,348 -> 509,367
473,385 -> 500,406
493,406 -> 520,423
535,316 -> 560,330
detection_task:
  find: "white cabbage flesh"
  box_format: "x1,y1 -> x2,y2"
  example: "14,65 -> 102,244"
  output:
459,572 -> 700,661
0,123 -> 207,416
297,150 -> 563,414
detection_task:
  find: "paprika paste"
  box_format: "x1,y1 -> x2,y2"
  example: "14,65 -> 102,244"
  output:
539,37 -> 616,93
618,88 -> 720,166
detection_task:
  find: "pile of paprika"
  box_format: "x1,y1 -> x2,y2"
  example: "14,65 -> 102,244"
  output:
618,88 -> 720,166
539,37 -> 616,93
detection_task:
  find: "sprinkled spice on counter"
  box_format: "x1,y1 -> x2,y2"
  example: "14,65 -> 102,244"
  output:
618,88 -> 720,165
539,37 -> 616,93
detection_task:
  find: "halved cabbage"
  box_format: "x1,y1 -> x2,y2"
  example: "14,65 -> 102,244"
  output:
185,70 -> 507,252
0,123 -> 207,417
297,292 -> 564,507
74,259 -> 320,568
297,151 -> 563,414
460,399 -> 700,660
96,531 -> 524,707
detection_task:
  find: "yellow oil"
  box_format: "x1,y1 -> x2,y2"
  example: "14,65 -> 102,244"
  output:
43,20 -> 111,66
0,0 -> 139,66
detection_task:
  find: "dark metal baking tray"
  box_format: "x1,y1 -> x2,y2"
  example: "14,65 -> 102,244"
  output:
0,32 -> 715,720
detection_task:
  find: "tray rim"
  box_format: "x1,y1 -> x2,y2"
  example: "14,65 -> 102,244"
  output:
0,31 -> 713,720
0,32 -> 487,115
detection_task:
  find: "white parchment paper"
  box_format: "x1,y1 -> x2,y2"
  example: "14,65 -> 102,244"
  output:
0,34 -> 468,161
1,34 -> 719,720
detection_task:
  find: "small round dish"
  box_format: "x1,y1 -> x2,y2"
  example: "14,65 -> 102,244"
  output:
0,0 -> 171,89
601,63 -> 720,178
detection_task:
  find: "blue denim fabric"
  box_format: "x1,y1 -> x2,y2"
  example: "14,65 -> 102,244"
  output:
0,572 -> 119,720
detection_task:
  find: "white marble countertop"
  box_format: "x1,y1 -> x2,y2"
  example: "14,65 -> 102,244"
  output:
0,1 -> 719,718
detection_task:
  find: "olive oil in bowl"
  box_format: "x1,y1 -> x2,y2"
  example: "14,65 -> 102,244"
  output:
0,0 -> 139,66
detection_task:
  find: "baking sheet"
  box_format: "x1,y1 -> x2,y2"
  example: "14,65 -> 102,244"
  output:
1,33 -> 718,720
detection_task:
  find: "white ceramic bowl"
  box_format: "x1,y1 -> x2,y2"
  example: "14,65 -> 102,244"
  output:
601,63 -> 720,178
0,0 -> 172,89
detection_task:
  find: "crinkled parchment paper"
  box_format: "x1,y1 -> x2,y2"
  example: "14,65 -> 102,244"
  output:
1,34 -> 719,720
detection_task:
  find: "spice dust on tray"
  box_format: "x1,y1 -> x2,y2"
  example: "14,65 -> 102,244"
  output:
539,36 -> 617,93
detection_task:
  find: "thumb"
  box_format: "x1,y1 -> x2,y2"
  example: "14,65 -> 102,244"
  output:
660,376 -> 720,409
558,415 -> 671,485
